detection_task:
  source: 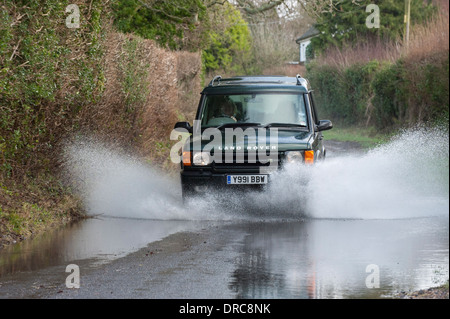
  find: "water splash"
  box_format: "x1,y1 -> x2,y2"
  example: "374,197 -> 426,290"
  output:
63,137 -> 184,220
63,127 -> 449,221
306,126 -> 449,219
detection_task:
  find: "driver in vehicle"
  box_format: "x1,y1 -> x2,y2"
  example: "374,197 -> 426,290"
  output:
220,101 -> 237,122
207,98 -> 237,125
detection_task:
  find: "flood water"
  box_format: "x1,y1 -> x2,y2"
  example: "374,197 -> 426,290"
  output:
229,216 -> 449,298
0,217 -> 207,277
0,215 -> 448,298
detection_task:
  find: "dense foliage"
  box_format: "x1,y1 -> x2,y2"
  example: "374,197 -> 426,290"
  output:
112,0 -> 207,50
311,0 -> 436,52
202,2 -> 254,75
0,0 -> 105,178
307,53 -> 449,129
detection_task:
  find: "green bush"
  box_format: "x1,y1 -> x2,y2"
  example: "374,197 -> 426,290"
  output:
371,61 -> 406,128
307,60 -> 380,125
0,1 -> 105,179
307,55 -> 449,130
344,60 -> 380,123
306,63 -> 346,121
415,54 -> 449,122
112,0 -> 206,50
311,0 -> 436,53
201,2 -> 254,76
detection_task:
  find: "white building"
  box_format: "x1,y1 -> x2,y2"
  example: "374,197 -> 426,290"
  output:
295,26 -> 320,64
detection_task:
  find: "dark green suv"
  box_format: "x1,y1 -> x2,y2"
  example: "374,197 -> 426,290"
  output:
173,75 -> 332,199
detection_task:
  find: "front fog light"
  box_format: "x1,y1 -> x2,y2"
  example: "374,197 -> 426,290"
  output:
285,151 -> 303,163
193,152 -> 211,166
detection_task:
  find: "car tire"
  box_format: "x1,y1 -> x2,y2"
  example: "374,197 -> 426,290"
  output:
181,183 -> 195,202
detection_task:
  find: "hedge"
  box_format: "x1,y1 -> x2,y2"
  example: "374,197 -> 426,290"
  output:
306,53 -> 449,130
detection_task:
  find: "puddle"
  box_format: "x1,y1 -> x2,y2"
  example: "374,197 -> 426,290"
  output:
229,216 -> 449,298
0,217 -> 206,277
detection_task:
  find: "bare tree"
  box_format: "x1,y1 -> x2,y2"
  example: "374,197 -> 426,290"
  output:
209,0 -> 354,18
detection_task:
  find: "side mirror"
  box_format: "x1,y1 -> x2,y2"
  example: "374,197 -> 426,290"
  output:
316,120 -> 333,132
174,121 -> 193,133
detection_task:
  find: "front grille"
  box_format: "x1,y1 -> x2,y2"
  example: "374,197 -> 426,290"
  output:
212,152 -> 280,173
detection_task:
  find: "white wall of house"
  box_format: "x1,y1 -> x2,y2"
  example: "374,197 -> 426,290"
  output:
299,39 -> 311,63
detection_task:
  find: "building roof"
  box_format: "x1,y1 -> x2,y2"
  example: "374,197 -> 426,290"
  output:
295,26 -> 320,43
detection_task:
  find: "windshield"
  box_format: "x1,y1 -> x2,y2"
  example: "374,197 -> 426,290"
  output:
200,93 -> 308,129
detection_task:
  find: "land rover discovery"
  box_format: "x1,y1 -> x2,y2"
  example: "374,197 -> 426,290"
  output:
173,75 -> 333,199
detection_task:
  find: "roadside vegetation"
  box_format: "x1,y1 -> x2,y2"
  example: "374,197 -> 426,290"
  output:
1,0 -> 105,246
306,0 -> 449,130
321,125 -> 391,149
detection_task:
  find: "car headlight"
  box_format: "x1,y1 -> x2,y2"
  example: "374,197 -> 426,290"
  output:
285,151 -> 303,163
193,152 -> 212,166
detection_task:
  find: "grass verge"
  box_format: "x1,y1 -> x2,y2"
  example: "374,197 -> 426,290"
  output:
0,175 -> 84,249
322,124 -> 393,149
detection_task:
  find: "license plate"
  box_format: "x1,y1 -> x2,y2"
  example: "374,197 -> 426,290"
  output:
227,175 -> 268,185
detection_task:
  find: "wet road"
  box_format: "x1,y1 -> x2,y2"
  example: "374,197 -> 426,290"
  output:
0,138 -> 448,299
0,216 -> 448,299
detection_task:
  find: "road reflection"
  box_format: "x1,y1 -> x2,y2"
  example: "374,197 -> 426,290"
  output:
229,216 -> 449,298
0,217 -> 205,277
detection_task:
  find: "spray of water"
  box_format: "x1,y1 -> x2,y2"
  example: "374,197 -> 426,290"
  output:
63,127 -> 449,221
63,136 -> 186,220
307,126 -> 449,219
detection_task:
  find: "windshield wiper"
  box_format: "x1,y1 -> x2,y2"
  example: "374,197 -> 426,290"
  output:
216,122 -> 262,130
263,123 -> 307,129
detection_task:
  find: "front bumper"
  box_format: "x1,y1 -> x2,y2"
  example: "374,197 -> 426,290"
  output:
181,169 -> 269,194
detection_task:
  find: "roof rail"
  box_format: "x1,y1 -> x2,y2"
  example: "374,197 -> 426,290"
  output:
209,75 -> 222,87
296,74 -> 309,89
